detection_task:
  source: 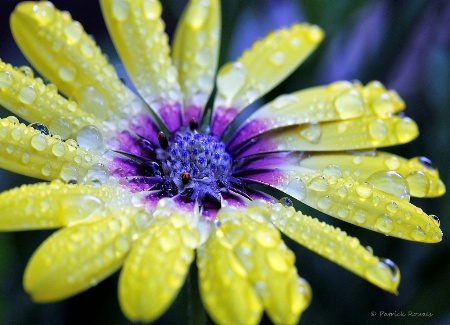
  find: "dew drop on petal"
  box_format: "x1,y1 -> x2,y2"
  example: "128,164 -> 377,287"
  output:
271,94 -> 299,110
32,2 -> 56,25
306,25 -> 324,42
406,171 -> 429,197
142,0 -> 162,20
285,179 -> 306,200
18,85 -> 37,104
59,65 -> 76,82
367,170 -> 410,201
30,133 -> 47,151
270,51 -> 285,66
355,182 -> 373,199
334,89 -> 364,119
112,0 -> 129,21
365,258 -> 399,293
49,115 -> 71,140
368,119 -> 388,142
371,93 -> 395,117
376,214 -> 394,233
354,210 -> 366,224
0,71 -> 13,90
185,0 -> 209,29
300,123 -> 321,143
308,176 -> 329,192
338,207 -> 348,219
279,197 -> 293,207
76,125 -> 103,149
51,142 -> 66,157
410,225 -> 426,241
195,48 -> 212,67
74,86 -> 108,119
323,164 -> 342,177
430,214 -> 440,226
384,156 -> 400,170
64,21 -> 83,44
395,117 -> 417,143
217,62 -> 246,99
317,196 -> 332,210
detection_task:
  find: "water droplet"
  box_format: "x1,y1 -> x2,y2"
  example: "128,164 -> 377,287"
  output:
371,93 -> 395,117
59,65 -> 76,82
195,48 -> 211,67
76,125 -> 103,149
64,21 -> 82,44
338,186 -> 348,198
0,71 -> 13,90
300,123 -> 321,143
29,122 -> 50,135
367,171 -> 410,201
51,142 -> 66,157
60,163 -> 78,182
354,210 -> 366,223
406,171 -> 429,197
368,119 -> 388,142
271,94 -> 299,110
217,62 -> 246,99
384,156 -> 400,170
386,201 -> 398,214
317,196 -> 332,210
334,89 -> 364,119
430,214 -> 440,226
18,85 -> 37,104
112,0 -> 129,21
266,249 -> 289,272
307,25 -> 324,42
410,225 -> 426,241
376,214 -> 394,233
356,182 -> 373,199
49,115 -> 71,140
365,258 -> 399,293
10,127 -> 21,141
22,153 -> 30,164
270,51 -> 285,66
142,0 -> 162,19
41,163 -> 52,177
395,117 -> 417,143
85,164 -> 109,184
74,86 -> 108,119
308,176 -> 329,192
32,2 -> 56,25
279,197 -> 293,207
338,207 -> 348,219
30,133 -> 47,151
185,0 -> 209,29
285,179 -> 306,200
323,164 -> 342,177
417,156 -> 435,170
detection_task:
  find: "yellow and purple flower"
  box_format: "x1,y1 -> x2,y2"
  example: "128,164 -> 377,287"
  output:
0,1 -> 445,324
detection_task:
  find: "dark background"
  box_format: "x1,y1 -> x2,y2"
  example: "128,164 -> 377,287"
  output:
1,0 -> 449,324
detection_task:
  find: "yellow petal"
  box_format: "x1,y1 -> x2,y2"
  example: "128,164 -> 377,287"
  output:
24,206 -> 138,302
299,152 -> 446,197
0,60 -> 103,140
10,2 -> 143,121
172,0 -> 221,123
228,80 -> 405,150
235,115 -> 418,157
100,0 -> 183,131
0,180 -> 135,231
272,170 -> 442,242
211,23 -> 324,136
0,117 -> 104,181
119,198 -> 199,322
269,201 -> 400,293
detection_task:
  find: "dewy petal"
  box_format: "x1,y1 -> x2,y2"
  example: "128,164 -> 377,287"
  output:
0,180 -> 138,231
198,203 -> 310,325
241,168 -> 443,242
268,202 -> 401,293
0,117 -> 104,181
299,152 -> 446,198
0,60 -> 103,140
211,23 -> 324,137
100,0 -> 183,132
172,0 -> 221,123
119,198 -> 200,322
233,115 -> 418,158
227,80 -> 405,151
11,2 -> 152,125
24,206 -> 138,302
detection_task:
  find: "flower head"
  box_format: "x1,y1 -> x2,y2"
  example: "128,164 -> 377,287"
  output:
0,1 -> 445,324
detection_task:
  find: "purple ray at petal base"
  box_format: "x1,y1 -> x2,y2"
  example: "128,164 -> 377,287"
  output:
158,101 -> 183,132
129,113 -> 160,145
231,136 -> 278,159
183,104 -> 203,125
227,118 -> 270,151
235,168 -> 285,187
211,106 -> 239,137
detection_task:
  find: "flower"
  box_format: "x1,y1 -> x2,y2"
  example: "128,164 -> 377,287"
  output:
0,0 -> 445,324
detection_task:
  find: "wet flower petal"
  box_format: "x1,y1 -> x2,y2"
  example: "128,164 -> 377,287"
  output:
227,80 -> 405,151
198,203 -> 310,325
269,202 -> 400,293
119,199 -> 200,322
234,115 -> 418,158
172,0 -> 221,123
100,0 -> 183,132
0,117 -> 104,181
24,207 -> 138,302
211,23 -> 324,137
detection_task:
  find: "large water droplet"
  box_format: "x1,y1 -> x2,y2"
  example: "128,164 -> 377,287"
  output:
371,93 -> 395,117
285,179 -> 306,200
30,133 -> 47,151
74,86 -> 108,119
356,182 -> 373,199
417,156 -> 435,170
308,176 -> 329,192
49,115 -> 71,140
368,119 -> 388,142
271,94 -> 299,110
410,226 -> 426,241
395,117 -> 417,143
0,71 -> 13,90
112,0 -> 129,21
18,85 -> 37,104
76,125 -> 103,150
354,210 -> 366,224
365,258 -> 400,293
317,196 -> 332,210
430,214 -> 440,226
59,65 -> 76,82
64,21 -> 83,44
217,62 -> 246,99
406,171 -> 429,197
32,2 -> 56,25
367,170 -> 410,201
334,89 -> 364,119
300,123 -> 321,143
376,214 -> 394,233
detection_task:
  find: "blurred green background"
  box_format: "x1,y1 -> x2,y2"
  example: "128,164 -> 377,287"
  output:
0,0 -> 449,324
